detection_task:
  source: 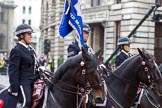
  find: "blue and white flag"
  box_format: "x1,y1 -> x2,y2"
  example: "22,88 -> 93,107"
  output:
59,0 -> 73,37
69,0 -> 84,47
59,0 -> 84,47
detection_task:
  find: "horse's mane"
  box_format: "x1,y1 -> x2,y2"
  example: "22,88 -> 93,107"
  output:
52,54 -> 82,81
105,55 -> 140,83
116,55 -> 139,70
114,50 -> 155,75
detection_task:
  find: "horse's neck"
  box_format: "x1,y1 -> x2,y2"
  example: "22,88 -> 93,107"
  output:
105,67 -> 139,107
51,68 -> 82,108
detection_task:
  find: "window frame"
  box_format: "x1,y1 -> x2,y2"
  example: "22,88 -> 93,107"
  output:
91,0 -> 100,7
29,6 -> 31,14
23,6 -> 26,14
28,19 -> 31,25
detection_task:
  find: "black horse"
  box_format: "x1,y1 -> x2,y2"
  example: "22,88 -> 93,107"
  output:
87,48 -> 162,108
0,49 -> 105,108
137,64 -> 162,108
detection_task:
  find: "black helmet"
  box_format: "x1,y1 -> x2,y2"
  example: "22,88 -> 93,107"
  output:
117,37 -> 131,46
15,24 -> 34,36
83,23 -> 91,33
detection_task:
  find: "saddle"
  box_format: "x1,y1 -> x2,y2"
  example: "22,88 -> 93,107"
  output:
31,79 -> 45,108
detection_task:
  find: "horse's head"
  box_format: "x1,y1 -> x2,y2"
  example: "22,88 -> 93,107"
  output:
76,48 -> 105,103
149,63 -> 162,96
136,48 -> 162,95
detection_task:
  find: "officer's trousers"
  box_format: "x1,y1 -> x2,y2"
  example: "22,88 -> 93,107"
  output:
19,85 -> 33,108
2,84 -> 33,108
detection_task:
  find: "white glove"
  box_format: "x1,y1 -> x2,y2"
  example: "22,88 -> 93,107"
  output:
38,66 -> 45,71
8,88 -> 18,96
99,64 -> 106,70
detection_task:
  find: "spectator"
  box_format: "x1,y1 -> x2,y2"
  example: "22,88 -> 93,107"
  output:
39,55 -> 46,66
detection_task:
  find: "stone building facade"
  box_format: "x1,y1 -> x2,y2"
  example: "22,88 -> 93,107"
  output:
13,0 -> 42,54
0,1 -> 16,53
40,0 -> 162,68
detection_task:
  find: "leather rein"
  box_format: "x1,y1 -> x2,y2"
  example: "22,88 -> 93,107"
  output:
39,60 -> 103,108
99,58 -> 162,108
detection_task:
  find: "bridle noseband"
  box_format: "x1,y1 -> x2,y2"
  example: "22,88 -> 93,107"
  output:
141,58 -> 162,86
76,61 -> 103,95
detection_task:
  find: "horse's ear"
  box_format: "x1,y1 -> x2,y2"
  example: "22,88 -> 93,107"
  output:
138,48 -> 145,59
95,48 -> 102,57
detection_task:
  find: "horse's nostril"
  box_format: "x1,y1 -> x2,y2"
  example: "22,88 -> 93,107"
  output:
95,97 -> 104,103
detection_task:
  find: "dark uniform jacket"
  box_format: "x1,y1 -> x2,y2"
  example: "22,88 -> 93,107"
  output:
67,40 -> 92,58
115,50 -> 130,68
8,43 -> 39,93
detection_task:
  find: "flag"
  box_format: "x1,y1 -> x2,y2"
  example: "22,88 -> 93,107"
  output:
59,0 -> 84,47
59,0 -> 73,37
69,0 -> 84,47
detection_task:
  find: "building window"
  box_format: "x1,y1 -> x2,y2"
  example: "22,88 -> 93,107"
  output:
28,19 -> 31,25
156,0 -> 162,4
116,0 -> 121,4
0,33 -> 4,49
29,6 -> 31,14
115,21 -> 121,49
23,6 -> 26,14
0,13 -> 4,22
91,0 -> 100,7
22,19 -> 25,24
0,35 -> 2,49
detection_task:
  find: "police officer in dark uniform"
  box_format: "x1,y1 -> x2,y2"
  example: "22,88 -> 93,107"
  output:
7,24 -> 40,108
67,23 -> 94,58
115,36 -> 132,68
115,37 -> 143,107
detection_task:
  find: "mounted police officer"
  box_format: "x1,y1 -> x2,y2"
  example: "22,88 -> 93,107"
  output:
115,37 -> 143,107
115,36 -> 132,68
7,24 -> 41,108
67,23 -> 94,58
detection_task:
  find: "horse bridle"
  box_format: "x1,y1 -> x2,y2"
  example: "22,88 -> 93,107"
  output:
141,58 -> 162,88
39,60 -> 103,108
141,59 -> 162,108
76,61 -> 104,92
96,57 -> 161,108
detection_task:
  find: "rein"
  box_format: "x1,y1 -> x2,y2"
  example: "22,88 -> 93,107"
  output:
144,89 -> 161,108
103,66 -> 146,89
97,57 -> 161,108
39,67 -> 91,95
39,60 -> 102,108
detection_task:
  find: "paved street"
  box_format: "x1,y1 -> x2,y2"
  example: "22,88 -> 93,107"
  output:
0,75 -> 9,87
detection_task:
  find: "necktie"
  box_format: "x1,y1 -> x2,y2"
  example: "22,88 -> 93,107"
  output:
27,46 -> 31,51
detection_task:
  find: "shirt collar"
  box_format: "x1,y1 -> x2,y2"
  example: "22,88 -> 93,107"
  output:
19,41 -> 28,48
121,50 -> 129,56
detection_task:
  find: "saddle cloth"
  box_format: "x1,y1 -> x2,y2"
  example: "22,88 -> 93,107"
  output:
32,79 -> 45,101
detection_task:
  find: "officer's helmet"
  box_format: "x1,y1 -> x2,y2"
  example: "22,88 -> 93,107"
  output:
15,24 -> 34,36
83,23 -> 91,33
117,37 -> 131,46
